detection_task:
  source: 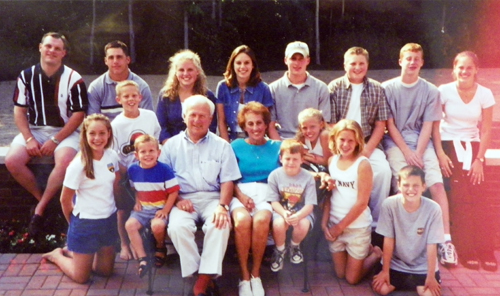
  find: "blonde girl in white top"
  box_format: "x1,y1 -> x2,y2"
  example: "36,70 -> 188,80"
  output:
296,108 -> 332,167
322,119 -> 381,284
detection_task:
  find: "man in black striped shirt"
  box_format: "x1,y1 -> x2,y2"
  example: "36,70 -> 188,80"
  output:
5,32 -> 88,237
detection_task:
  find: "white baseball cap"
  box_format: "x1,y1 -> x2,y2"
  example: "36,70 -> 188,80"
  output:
285,41 -> 309,58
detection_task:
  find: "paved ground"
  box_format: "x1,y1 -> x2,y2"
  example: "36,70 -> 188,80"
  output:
1,251 -> 500,296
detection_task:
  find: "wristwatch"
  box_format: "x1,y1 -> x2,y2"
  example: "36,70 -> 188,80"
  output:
219,204 -> 229,211
476,157 -> 485,163
50,136 -> 60,145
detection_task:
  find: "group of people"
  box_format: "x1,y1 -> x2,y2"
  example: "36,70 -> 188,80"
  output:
5,31 -> 496,296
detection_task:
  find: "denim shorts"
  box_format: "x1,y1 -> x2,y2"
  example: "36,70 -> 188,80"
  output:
67,211 -> 118,254
129,208 -> 168,227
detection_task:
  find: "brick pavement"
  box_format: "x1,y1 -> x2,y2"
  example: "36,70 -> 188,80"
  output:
1,251 -> 500,296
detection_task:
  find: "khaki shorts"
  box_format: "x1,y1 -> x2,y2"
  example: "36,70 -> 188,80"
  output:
385,146 -> 443,191
327,224 -> 371,260
12,126 -> 80,152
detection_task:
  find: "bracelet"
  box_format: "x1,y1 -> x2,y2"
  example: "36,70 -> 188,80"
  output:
50,136 -> 60,145
26,137 -> 33,143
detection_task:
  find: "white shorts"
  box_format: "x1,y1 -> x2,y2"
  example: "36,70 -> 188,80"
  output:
327,224 -> 371,260
230,182 -> 272,215
12,126 -> 80,152
385,146 -> 443,189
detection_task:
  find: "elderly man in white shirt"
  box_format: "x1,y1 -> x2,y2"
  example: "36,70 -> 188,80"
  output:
159,95 -> 241,296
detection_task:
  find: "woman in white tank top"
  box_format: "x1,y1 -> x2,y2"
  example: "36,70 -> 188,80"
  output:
321,119 -> 382,284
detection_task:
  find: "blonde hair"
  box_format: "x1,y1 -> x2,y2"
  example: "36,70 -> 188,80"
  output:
280,139 -> 305,157
133,134 -> 159,152
161,49 -> 208,101
116,80 -> 140,97
328,119 -> 364,157
344,46 -> 369,63
295,108 -> 325,142
80,114 -> 113,179
399,43 -> 424,59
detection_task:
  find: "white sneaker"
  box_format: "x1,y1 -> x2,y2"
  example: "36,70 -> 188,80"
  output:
238,279 -> 253,296
438,241 -> 458,267
250,276 -> 265,296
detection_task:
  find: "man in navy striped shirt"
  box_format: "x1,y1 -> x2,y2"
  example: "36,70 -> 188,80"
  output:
5,32 -> 88,237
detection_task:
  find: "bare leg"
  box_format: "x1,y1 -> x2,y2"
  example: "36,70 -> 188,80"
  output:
5,145 -> 42,201
251,210 -> 271,278
151,217 -> 167,262
42,248 -> 94,284
290,218 -> 310,244
345,246 -> 382,285
332,251 -> 348,279
125,218 -> 146,259
272,217 -> 288,247
118,209 -> 134,260
429,183 -> 451,235
35,147 -> 76,215
232,208 -> 252,281
93,245 -> 116,277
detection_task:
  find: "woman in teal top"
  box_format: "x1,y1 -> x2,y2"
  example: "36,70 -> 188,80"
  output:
230,102 -> 280,296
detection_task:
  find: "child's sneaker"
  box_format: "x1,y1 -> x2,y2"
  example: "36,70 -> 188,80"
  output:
289,245 -> 304,264
270,247 -> 286,272
438,241 -> 458,267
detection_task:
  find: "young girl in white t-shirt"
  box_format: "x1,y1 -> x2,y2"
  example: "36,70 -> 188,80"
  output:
321,119 -> 382,284
42,114 -> 121,284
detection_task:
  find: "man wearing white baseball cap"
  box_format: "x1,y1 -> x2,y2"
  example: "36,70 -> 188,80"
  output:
268,41 -> 330,140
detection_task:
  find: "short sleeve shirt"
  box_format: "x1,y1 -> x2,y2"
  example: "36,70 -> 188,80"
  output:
159,131 -> 241,194
376,195 -> 444,274
266,167 -> 317,213
382,77 -> 441,150
269,73 -> 331,139
64,149 -> 119,219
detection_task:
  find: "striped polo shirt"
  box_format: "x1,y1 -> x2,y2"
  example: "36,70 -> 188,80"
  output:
13,64 -> 88,127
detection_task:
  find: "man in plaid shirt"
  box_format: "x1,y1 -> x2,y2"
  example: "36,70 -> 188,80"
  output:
328,47 -> 391,245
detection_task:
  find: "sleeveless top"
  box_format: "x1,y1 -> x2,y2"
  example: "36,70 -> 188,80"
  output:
305,138 -> 323,156
328,154 -> 372,228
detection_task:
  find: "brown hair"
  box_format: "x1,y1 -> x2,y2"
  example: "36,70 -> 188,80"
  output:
161,49 -> 208,101
452,51 -> 479,81
280,139 -> 305,156
237,101 -> 271,131
223,45 -> 262,88
398,165 -> 425,185
41,32 -> 69,51
80,114 -> 113,179
104,40 -> 129,56
328,119 -> 364,157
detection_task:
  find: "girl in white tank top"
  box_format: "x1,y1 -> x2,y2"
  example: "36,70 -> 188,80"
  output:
296,108 -> 332,167
321,119 -> 381,284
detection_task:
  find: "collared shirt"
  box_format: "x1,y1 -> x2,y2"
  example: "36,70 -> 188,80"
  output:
216,80 -> 273,140
155,91 -> 218,143
159,131 -> 241,194
269,72 -> 331,139
329,75 -> 390,139
13,64 -> 87,127
87,70 -> 153,121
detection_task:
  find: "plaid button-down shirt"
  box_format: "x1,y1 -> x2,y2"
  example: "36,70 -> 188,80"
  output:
328,75 -> 390,139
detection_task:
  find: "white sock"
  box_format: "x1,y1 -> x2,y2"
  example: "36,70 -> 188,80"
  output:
276,244 -> 285,251
444,234 -> 452,242
290,240 -> 300,247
